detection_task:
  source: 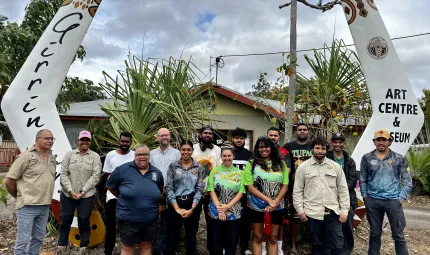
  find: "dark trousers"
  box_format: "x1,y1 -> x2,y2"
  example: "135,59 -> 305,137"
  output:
164,198 -> 202,255
307,212 -> 343,255
364,196 -> 408,255
239,203 -> 251,250
342,207 -> 355,255
58,192 -> 94,247
206,216 -> 241,255
104,199 -> 117,255
152,209 -> 168,255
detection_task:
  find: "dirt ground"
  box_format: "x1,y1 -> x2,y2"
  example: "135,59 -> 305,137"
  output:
0,196 -> 429,254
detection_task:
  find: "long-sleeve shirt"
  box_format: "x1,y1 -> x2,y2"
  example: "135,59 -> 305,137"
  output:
293,157 -> 350,220
166,159 -> 206,204
60,149 -> 102,198
360,149 -> 412,201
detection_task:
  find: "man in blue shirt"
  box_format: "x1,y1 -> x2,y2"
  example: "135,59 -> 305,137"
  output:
360,130 -> 412,255
107,145 -> 164,255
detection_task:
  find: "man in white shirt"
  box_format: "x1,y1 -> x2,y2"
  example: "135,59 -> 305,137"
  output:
192,125 -> 221,250
103,131 -> 135,255
192,125 -> 221,175
150,128 -> 180,255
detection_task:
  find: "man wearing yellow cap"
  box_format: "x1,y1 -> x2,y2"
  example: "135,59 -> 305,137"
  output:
360,130 -> 412,255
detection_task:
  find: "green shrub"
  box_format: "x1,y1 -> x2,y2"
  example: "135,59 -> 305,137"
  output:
406,149 -> 430,195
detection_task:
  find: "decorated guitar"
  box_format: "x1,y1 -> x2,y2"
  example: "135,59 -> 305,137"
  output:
1,0 -> 105,247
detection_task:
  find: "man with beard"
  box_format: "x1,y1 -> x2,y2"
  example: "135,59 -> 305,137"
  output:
230,127 -> 253,255
150,128 -> 180,255
231,127 -> 252,170
192,125 -> 221,174
327,133 -> 358,255
293,136 -> 349,255
360,130 -> 412,255
192,125 -> 221,250
282,123 -> 313,255
103,131 -> 135,255
265,127 -> 288,255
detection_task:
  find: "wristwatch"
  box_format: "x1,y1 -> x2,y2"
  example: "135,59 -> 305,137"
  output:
80,189 -> 85,195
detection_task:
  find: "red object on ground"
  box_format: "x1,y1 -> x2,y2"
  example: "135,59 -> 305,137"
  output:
264,212 -> 272,235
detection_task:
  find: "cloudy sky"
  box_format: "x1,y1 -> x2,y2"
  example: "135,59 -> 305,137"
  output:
1,0 -> 430,97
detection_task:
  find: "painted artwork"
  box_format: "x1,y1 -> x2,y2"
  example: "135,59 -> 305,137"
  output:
340,0 -> 424,228
1,0 -> 105,247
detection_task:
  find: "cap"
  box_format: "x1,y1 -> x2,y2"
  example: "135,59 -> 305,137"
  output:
78,130 -> 92,140
373,129 -> 390,140
200,125 -> 214,133
331,133 -> 345,141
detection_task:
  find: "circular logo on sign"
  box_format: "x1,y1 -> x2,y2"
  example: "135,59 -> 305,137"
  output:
367,37 -> 388,59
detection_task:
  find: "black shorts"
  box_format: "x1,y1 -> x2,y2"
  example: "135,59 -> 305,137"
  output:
118,219 -> 157,245
248,209 -> 284,225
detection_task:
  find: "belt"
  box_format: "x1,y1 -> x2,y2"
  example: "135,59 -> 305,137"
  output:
176,193 -> 195,201
324,208 -> 333,215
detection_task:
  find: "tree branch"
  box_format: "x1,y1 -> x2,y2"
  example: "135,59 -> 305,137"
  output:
279,2 -> 292,9
280,0 -> 342,12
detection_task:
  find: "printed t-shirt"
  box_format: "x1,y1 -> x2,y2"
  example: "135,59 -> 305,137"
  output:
206,164 -> 246,220
232,147 -> 253,170
242,160 -> 289,212
192,144 -> 221,175
103,150 -> 135,202
283,141 -> 312,183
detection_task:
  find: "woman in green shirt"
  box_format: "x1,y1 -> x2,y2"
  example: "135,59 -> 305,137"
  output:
206,144 -> 246,255
242,136 -> 289,255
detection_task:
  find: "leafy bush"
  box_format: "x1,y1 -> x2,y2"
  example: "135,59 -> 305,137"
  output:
406,149 -> 430,195
0,177 -> 8,205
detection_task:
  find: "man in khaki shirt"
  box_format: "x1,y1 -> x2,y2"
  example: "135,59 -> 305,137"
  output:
57,130 -> 101,253
293,137 -> 349,255
5,129 -> 57,255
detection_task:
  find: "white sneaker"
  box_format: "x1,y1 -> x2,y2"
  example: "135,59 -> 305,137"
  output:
244,249 -> 252,255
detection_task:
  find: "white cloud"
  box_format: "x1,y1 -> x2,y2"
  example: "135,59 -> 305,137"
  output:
4,0 -> 430,97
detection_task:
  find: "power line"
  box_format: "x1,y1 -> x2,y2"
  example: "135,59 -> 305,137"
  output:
217,32 -> 430,58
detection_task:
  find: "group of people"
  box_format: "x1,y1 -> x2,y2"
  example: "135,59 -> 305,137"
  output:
3,124 -> 412,255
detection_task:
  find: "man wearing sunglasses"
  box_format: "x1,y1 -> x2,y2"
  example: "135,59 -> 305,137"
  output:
360,130 -> 412,255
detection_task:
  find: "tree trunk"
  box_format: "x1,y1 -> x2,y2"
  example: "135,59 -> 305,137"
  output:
284,0 -> 297,144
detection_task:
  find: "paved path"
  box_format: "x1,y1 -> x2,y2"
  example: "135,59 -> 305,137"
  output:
403,206 -> 430,230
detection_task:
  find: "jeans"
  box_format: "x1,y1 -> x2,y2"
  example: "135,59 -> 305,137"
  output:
206,216 -> 241,255
104,199 -> 117,255
15,205 -> 50,255
307,212 -> 343,255
342,207 -> 355,255
364,196 -> 408,255
164,198 -> 202,255
152,209 -> 168,254
58,192 -> 95,247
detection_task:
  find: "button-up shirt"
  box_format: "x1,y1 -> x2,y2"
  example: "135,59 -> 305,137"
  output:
293,157 -> 350,220
150,146 -> 181,183
60,149 -> 102,198
7,146 -> 56,209
360,149 -> 412,201
166,159 -> 206,204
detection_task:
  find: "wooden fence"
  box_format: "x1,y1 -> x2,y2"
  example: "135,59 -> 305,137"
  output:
0,141 -> 20,167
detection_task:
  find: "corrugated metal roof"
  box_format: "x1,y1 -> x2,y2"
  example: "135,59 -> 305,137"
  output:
59,99 -> 112,117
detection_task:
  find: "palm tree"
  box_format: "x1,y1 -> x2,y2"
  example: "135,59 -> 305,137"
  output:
296,39 -> 371,139
95,55 -> 216,149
